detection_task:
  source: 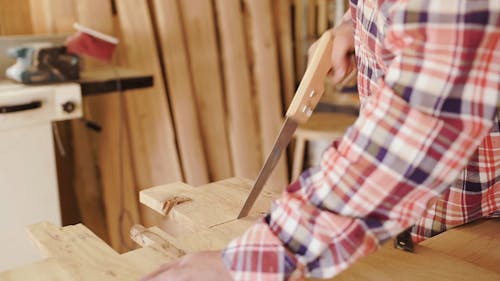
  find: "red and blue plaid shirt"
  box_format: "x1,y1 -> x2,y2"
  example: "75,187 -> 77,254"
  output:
223,0 -> 500,280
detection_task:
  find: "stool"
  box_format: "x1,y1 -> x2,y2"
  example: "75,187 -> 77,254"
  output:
291,112 -> 357,180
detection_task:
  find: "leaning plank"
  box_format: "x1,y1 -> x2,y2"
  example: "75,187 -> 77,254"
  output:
151,0 -> 209,186
0,0 -> 33,35
317,0 -> 329,33
114,0 -> 183,227
74,0 -> 127,249
179,0 -> 233,181
420,219 -> 500,274
214,0 -> 262,180
272,0 -> 297,109
29,0 -> 77,34
294,0 -> 307,81
131,215 -> 260,254
28,0 -> 113,246
243,0 -> 289,190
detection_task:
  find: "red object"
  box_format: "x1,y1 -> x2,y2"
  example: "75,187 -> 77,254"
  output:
66,23 -> 118,62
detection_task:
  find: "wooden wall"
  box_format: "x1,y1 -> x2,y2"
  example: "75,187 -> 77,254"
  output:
0,0 -> 343,252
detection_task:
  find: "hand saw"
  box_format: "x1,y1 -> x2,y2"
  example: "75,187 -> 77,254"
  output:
237,31 -> 336,219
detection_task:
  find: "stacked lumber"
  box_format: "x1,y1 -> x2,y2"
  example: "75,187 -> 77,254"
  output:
1,178 -> 498,280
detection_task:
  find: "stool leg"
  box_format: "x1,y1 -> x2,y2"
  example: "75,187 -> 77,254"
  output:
292,137 -> 306,181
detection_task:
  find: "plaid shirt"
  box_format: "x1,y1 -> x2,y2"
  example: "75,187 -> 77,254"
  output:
223,0 -> 500,280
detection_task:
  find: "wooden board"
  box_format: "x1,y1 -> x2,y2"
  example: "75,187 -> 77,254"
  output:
294,0 -> 307,81
0,222 -> 180,281
0,0 -> 33,35
139,177 -> 278,253
272,0 -> 297,109
243,0 -> 289,190
151,0 -> 209,186
27,0 -> 112,246
114,0 -> 183,228
29,0 -> 76,34
140,177 -> 277,230
420,219 -> 500,274
330,242 -> 500,281
73,0 -> 126,249
1,179 -> 499,281
214,0 -> 261,180
178,0 -> 233,181
317,0 -> 329,33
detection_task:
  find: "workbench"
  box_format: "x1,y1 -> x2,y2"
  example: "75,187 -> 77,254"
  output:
1,178 -> 498,280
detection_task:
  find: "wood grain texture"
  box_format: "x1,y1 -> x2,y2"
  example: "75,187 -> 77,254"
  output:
178,0 -> 233,181
140,178 -> 277,230
329,242 -> 500,281
139,177 -> 278,253
317,0 -> 329,33
72,0 -> 124,249
214,0 -> 261,180
272,0 -> 297,109
294,0 -> 307,81
150,0 -> 209,186
420,219 -> 500,274
114,0 -> 183,227
29,0 -> 76,34
243,0 -> 289,190
0,222 -> 179,280
1,187 -> 498,281
0,0 -> 33,35
28,0 -> 111,245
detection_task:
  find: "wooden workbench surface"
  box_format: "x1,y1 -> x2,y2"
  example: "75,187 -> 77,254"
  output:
1,178 -> 498,280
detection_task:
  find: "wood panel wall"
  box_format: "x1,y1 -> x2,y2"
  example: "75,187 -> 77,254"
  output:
0,0 -> 343,251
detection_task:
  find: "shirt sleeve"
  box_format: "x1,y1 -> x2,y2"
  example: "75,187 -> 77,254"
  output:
222,1 -> 499,280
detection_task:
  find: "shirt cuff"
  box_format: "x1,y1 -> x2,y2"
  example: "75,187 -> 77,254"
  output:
222,216 -> 301,281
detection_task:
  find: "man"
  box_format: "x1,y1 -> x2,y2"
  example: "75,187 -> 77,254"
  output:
143,0 -> 499,280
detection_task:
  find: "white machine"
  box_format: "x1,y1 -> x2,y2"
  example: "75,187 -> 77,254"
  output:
0,82 -> 82,270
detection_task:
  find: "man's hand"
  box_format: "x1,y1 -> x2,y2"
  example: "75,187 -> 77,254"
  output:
140,251 -> 233,281
309,20 -> 355,84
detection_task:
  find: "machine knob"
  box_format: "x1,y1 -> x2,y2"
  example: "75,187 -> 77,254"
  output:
62,101 -> 76,113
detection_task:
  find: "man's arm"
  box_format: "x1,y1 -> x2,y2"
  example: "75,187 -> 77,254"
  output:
223,1 -> 499,280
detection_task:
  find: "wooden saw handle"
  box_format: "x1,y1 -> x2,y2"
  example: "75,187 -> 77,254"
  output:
286,31 -> 333,124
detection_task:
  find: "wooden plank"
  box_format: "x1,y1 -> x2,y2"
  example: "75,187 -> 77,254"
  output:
0,222 -> 179,281
29,0 -> 76,34
317,0 -> 329,33
28,0 -> 111,245
140,177 -> 277,230
0,0 -> 33,35
114,0 -> 183,227
0,258 -> 72,281
243,0 -> 289,190
29,0 -> 52,34
307,0 -> 317,37
420,219 -> 500,274
72,0 -> 119,248
70,118 -> 110,244
2,182 -> 499,280
272,0 -> 297,109
294,0 -> 307,81
178,0 -> 233,181
329,243 -> 500,281
150,0 -> 209,186
214,0 -> 261,180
